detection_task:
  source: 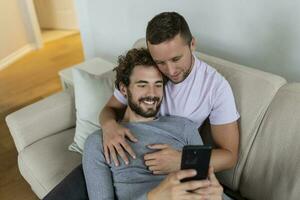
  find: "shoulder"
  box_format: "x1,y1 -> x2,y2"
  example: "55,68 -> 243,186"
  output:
196,58 -> 230,93
198,59 -> 224,82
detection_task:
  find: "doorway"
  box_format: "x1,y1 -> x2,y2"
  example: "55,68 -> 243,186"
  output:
32,0 -> 79,44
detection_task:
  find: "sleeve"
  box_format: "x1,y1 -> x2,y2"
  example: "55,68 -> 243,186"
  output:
209,78 -> 240,125
83,132 -> 115,200
113,87 -> 128,105
183,118 -> 204,145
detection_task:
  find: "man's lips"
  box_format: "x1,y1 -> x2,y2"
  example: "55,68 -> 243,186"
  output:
139,97 -> 160,105
143,100 -> 155,105
170,72 -> 181,79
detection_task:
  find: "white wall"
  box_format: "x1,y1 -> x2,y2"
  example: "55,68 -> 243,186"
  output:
34,0 -> 79,30
0,0 -> 31,60
75,0 -> 300,82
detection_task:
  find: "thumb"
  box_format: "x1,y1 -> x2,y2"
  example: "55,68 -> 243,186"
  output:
124,130 -> 138,142
174,169 -> 197,181
208,166 -> 219,185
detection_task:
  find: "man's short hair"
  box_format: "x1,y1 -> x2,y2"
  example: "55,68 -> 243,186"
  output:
114,48 -> 157,90
146,12 -> 192,45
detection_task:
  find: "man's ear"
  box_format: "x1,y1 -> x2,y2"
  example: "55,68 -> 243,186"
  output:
119,83 -> 128,98
190,37 -> 196,52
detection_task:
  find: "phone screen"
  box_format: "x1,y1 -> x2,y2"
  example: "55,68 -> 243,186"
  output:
180,145 -> 212,182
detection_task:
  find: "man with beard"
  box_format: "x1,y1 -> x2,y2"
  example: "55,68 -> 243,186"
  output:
82,48 -> 223,200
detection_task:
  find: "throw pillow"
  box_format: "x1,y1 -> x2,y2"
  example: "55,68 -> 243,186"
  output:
69,68 -> 116,154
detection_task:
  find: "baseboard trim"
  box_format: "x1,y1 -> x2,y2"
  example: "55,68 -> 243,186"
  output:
0,44 -> 35,70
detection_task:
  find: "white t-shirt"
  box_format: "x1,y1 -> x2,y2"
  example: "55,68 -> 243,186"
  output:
114,55 -> 240,127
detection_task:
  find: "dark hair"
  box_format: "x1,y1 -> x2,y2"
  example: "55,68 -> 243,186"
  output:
114,48 -> 157,90
146,12 -> 192,45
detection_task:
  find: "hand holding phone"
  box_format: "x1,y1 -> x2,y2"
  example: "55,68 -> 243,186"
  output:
180,145 -> 212,182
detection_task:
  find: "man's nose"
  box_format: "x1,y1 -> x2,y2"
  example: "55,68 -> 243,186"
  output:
147,86 -> 156,96
166,62 -> 176,76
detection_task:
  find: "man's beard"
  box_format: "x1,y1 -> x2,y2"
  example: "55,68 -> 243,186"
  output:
127,90 -> 162,118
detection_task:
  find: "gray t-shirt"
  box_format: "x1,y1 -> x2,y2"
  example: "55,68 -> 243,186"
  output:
114,116 -> 203,183
83,116 -> 203,200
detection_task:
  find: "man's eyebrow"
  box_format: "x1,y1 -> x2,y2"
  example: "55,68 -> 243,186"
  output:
134,80 -> 149,84
134,80 -> 163,84
154,55 -> 182,63
173,55 -> 182,59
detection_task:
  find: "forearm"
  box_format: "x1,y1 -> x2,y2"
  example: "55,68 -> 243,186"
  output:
99,106 -> 119,128
210,148 -> 238,172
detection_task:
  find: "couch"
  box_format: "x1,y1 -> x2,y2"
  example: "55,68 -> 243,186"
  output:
6,39 -> 300,200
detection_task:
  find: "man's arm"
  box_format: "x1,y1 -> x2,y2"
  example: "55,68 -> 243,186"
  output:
210,121 -> 239,172
144,121 -> 239,174
100,95 -> 126,127
99,95 -> 137,166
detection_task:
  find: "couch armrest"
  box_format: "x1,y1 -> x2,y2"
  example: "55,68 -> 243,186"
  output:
6,89 -> 76,153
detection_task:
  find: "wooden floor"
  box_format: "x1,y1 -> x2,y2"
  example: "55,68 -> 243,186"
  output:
0,34 -> 84,200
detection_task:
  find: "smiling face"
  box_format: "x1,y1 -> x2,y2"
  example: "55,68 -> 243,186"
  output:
120,65 -> 164,120
148,34 -> 196,84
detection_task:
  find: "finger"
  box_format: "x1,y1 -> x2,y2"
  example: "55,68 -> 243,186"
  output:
181,193 -> 206,200
144,152 -> 158,161
109,145 -> 119,167
208,166 -> 220,186
124,130 -> 138,142
174,169 -> 197,181
148,165 -> 161,172
179,180 -> 211,192
206,184 -> 224,195
147,143 -> 169,149
209,186 -> 224,195
120,140 -> 136,159
114,143 -> 129,165
194,183 -> 223,197
193,187 -> 210,195
145,159 -> 157,167
104,145 -> 110,164
208,166 -> 214,176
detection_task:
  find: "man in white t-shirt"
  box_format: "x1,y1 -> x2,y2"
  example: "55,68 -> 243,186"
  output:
100,11 -> 240,177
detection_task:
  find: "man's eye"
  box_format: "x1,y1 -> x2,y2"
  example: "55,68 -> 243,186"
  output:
172,57 -> 180,62
156,84 -> 163,88
138,85 -> 146,88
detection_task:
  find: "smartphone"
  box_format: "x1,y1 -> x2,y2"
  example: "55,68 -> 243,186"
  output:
180,145 -> 212,182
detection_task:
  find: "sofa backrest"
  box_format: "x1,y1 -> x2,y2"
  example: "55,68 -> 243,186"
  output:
239,83 -> 300,200
195,52 -> 287,190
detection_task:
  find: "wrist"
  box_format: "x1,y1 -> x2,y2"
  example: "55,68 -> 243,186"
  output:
102,119 -> 117,130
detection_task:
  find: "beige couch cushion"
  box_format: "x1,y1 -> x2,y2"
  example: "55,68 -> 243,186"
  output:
195,52 -> 287,190
18,128 -> 81,199
240,83 -> 300,200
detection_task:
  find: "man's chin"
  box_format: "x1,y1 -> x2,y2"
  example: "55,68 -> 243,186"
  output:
138,108 -> 159,118
168,75 -> 185,84
169,78 -> 184,84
